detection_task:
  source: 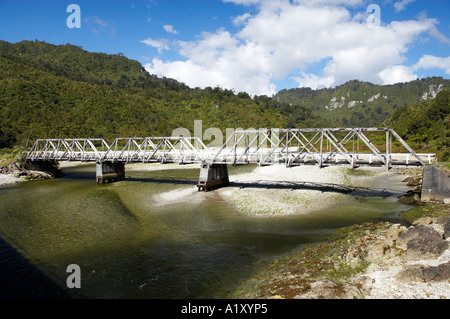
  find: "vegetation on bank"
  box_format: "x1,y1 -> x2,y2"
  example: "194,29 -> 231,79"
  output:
399,203 -> 450,225
0,147 -> 27,167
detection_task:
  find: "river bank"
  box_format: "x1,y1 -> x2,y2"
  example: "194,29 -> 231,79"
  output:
230,203 -> 450,299
0,161 -> 61,185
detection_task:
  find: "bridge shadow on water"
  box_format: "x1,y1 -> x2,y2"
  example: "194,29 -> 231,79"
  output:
126,177 -> 405,198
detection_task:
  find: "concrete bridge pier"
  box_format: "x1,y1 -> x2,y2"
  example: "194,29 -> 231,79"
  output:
96,161 -> 126,184
197,164 -> 229,192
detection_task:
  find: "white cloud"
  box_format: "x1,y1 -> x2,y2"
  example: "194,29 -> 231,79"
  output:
222,0 -> 262,5
140,37 -> 170,53
394,0 -> 416,12
163,25 -> 179,34
376,54 -> 450,85
232,13 -> 252,26
85,16 -> 116,35
142,0 -> 439,95
378,65 -> 417,85
144,29 -> 277,95
292,73 -> 335,90
414,55 -> 450,74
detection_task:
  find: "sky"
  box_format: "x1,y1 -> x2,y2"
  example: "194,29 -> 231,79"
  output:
0,0 -> 449,96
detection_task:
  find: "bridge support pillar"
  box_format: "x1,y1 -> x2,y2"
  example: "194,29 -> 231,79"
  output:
197,164 -> 229,191
96,161 -> 126,184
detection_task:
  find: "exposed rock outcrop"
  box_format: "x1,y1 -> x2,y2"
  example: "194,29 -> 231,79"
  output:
0,161 -> 62,180
261,216 -> 450,299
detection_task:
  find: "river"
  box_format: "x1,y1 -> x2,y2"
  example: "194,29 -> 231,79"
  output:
0,164 -> 412,299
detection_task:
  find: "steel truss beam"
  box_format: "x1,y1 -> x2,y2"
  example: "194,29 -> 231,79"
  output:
26,127 -> 435,168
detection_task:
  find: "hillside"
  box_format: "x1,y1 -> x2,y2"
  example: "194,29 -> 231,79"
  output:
0,40 -> 286,148
275,78 -> 449,127
0,39 -> 186,91
388,90 -> 450,161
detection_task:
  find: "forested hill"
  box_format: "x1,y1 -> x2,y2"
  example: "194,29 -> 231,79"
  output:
0,39 -> 186,90
275,78 -> 450,127
387,89 -> 449,161
0,40 -> 448,160
0,40 -> 288,148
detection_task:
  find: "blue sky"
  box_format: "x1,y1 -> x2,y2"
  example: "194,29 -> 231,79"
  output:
0,0 -> 449,96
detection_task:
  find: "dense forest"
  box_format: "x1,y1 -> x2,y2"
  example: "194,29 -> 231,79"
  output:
387,90 -> 449,161
0,40 -> 289,148
0,40 -> 448,160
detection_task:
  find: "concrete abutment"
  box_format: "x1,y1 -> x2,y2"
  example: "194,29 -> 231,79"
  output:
197,164 -> 229,192
24,159 -> 63,177
421,166 -> 450,203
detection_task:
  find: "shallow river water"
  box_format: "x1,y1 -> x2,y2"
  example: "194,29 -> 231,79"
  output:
0,164 -> 412,298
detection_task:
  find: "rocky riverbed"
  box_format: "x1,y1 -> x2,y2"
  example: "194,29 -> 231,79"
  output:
230,167 -> 450,299
231,208 -> 450,299
231,179 -> 450,301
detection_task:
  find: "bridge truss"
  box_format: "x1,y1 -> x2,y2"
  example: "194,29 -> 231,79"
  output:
26,127 -> 435,168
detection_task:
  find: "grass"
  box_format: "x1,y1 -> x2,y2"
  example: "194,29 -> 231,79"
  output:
0,147 -> 27,167
399,202 -> 450,225
437,162 -> 450,171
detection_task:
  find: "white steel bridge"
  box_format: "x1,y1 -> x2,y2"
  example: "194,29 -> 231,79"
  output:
26,127 -> 436,190
26,127 -> 435,167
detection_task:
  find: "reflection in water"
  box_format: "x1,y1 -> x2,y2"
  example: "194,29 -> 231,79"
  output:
0,164 -> 411,298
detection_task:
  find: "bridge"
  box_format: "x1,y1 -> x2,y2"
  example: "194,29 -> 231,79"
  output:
26,127 -> 436,191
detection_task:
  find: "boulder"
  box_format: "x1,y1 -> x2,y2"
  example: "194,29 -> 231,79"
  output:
396,262 -> 450,283
436,216 -> 450,240
397,225 -> 449,261
27,171 -> 53,180
412,216 -> 436,226
398,195 -> 416,205
406,176 -> 422,187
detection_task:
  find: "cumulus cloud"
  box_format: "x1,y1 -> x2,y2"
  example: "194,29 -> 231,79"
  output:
232,13 -> 252,26
142,0 -> 440,95
414,55 -> 450,75
378,65 -> 418,85
394,0 -> 416,12
163,25 -> 179,34
140,37 -> 170,53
